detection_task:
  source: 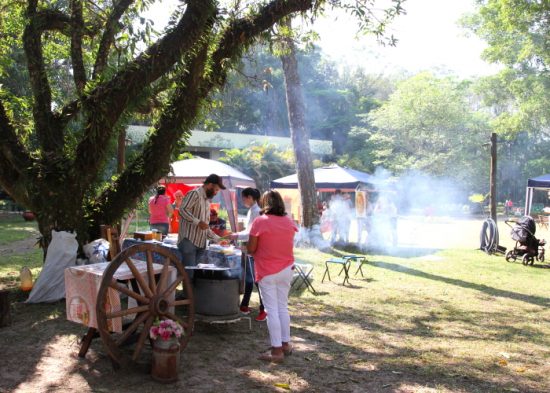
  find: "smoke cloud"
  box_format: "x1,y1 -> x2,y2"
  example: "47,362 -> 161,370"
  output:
319,168 -> 469,254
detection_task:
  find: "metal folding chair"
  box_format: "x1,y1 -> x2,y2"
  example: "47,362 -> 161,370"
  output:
322,257 -> 351,286
291,262 -> 316,294
343,255 -> 368,277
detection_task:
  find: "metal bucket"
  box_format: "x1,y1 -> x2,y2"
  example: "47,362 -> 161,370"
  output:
151,338 -> 180,383
193,278 -> 239,317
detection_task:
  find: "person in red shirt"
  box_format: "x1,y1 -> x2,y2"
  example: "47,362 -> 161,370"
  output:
169,190 -> 184,234
247,190 -> 298,363
148,185 -> 173,236
208,208 -> 227,236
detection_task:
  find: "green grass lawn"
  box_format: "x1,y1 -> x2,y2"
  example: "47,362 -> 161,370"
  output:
0,215 -> 42,290
0,214 -> 40,245
292,246 -> 550,392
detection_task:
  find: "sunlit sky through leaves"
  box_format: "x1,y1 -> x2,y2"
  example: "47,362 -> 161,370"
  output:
144,0 -> 500,78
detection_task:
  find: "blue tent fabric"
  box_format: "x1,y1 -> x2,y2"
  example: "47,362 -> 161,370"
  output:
270,164 -> 379,190
527,174 -> 550,188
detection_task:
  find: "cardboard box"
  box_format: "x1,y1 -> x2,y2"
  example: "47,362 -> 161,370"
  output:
133,231 -> 153,241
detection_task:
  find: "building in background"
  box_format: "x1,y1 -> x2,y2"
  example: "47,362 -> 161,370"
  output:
127,125 -> 332,159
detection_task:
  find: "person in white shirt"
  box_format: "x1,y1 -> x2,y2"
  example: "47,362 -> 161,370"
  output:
230,188 -> 266,321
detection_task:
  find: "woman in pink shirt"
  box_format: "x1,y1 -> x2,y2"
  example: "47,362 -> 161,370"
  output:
247,190 -> 298,363
148,185 -> 173,235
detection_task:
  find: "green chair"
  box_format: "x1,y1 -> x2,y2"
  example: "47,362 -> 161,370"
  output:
342,255 -> 368,277
322,257 -> 351,286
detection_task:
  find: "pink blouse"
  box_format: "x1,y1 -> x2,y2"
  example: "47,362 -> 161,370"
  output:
148,195 -> 171,224
249,214 -> 298,282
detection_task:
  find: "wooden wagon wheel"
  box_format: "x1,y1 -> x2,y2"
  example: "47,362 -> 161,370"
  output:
96,243 -> 194,368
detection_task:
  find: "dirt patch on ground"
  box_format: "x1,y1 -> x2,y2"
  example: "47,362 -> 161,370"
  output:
0,236 -> 39,256
0,298 -> 491,393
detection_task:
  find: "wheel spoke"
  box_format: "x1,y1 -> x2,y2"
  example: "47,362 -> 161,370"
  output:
109,281 -> 149,304
115,311 -> 150,346
132,314 -> 154,361
146,250 -> 157,293
161,276 -> 184,298
124,258 -> 154,298
156,257 -> 171,293
169,299 -> 192,307
106,305 -> 149,319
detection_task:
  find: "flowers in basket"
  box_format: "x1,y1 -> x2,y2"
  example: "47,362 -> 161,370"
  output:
149,319 -> 184,341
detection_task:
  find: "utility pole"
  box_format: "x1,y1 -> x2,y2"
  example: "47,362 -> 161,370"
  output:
490,132 -> 497,222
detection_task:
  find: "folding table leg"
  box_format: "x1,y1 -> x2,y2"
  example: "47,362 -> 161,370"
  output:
342,263 -> 351,286
355,263 -> 364,277
321,262 -> 331,283
299,267 -> 317,294
354,258 -> 366,277
294,271 -> 306,291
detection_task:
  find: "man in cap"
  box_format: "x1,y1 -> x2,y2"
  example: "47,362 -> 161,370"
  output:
178,174 -> 225,273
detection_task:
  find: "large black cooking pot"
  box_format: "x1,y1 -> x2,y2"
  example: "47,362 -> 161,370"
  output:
193,277 -> 240,317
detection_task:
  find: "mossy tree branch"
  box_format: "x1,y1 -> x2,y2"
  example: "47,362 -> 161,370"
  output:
33,9 -> 98,36
211,0 -> 313,86
72,0 -> 216,190
23,0 -> 58,154
0,99 -> 32,207
0,0 -> 320,247
90,0 -> 314,228
90,41 -> 211,227
93,0 -> 135,79
70,0 -> 86,94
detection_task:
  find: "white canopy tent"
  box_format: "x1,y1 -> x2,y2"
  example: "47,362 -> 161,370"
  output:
525,174 -> 550,216
161,157 -> 256,231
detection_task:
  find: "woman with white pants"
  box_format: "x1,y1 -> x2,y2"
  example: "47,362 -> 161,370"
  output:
247,190 -> 298,363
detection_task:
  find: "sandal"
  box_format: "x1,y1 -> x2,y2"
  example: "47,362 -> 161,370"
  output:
258,350 -> 284,363
264,345 -> 293,356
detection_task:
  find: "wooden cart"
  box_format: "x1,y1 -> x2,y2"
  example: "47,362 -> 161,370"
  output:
78,243 -> 194,368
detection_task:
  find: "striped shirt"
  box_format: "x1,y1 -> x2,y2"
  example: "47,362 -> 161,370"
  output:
178,187 -> 220,248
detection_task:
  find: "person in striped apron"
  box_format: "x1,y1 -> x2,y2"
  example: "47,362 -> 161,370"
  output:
177,174 -> 225,275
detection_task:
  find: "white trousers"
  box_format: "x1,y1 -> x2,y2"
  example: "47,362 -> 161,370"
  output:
258,265 -> 293,347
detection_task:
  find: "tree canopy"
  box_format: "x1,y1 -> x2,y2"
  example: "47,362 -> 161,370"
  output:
0,0 -> 318,247
343,72 -> 491,192
464,0 -> 550,136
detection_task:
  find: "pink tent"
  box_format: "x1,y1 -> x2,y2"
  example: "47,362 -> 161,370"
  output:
160,158 -> 256,231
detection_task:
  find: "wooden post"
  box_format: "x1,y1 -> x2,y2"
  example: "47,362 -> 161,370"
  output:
490,132 -> 497,223
0,289 -> 12,327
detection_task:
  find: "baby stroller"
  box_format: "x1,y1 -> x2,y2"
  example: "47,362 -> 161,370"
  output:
505,216 -> 546,265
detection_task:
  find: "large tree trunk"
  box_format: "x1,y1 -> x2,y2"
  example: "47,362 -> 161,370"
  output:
33,181 -> 92,255
280,19 -> 326,248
